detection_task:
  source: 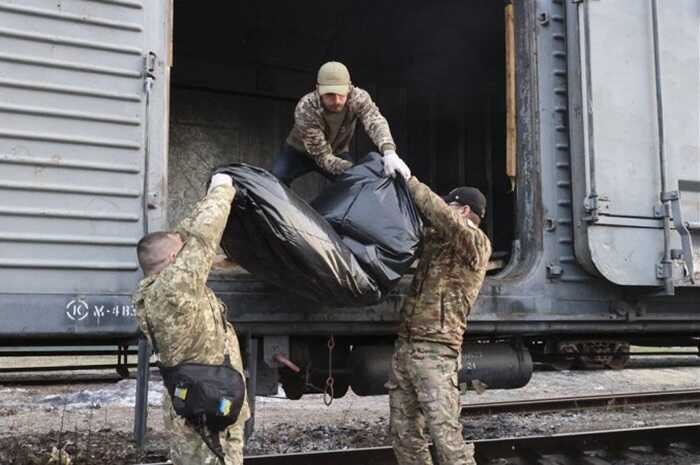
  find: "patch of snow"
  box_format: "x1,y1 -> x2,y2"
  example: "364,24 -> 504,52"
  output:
34,380 -> 165,410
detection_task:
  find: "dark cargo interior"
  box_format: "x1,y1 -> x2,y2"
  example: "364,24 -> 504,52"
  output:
168,0 -> 514,268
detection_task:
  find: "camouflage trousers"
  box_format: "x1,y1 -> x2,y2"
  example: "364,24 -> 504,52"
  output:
388,340 -> 475,465
162,332 -> 251,465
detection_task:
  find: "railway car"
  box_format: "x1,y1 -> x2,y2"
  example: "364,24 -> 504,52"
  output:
1,0 -> 698,409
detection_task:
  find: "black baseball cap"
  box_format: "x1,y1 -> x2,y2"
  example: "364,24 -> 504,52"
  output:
442,187 -> 486,218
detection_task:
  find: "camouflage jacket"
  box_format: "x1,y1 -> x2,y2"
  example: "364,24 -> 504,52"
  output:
133,185 -> 237,367
398,178 -> 492,351
286,86 -> 396,175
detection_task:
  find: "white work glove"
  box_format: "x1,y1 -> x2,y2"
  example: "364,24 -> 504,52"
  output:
383,150 -> 411,180
208,173 -> 233,194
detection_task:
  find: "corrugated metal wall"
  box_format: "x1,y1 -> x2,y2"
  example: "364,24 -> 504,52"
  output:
0,0 -> 149,294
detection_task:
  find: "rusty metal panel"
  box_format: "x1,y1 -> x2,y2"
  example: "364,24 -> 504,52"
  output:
0,0 -> 170,333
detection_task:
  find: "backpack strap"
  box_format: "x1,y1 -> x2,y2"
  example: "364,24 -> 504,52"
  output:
144,316 -> 160,355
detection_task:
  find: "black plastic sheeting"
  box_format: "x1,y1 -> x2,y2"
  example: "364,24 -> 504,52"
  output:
216,153 -> 422,307
312,153 -> 423,292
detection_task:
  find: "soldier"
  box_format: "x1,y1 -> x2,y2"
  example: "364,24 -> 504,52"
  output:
133,173 -> 249,465
271,61 -> 411,185
388,178 -> 492,465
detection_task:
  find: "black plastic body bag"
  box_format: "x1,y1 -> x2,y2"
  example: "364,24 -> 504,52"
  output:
216,153 -> 422,307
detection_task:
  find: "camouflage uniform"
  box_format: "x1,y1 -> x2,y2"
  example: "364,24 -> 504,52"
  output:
286,86 -> 396,175
387,177 -> 492,465
133,184 -> 250,465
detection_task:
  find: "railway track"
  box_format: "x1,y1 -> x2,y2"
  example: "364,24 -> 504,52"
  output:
133,422 -> 700,465
0,365 -> 141,385
0,345 -> 139,380
460,388 -> 700,416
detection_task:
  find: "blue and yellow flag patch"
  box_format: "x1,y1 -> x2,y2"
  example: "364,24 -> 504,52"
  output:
219,398 -> 233,416
174,386 -> 188,400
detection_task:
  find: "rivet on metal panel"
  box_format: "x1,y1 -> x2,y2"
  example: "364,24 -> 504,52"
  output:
545,217 -> 557,232
653,204 -> 665,218
147,192 -> 159,210
537,11 -> 550,26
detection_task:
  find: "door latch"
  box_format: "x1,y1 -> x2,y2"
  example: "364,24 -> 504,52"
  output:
666,190 -> 697,284
143,51 -> 157,95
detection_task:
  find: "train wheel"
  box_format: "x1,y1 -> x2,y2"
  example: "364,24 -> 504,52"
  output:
550,358 -> 575,371
607,348 -> 630,370
331,376 -> 349,398
116,365 -> 130,379
280,372 -> 305,400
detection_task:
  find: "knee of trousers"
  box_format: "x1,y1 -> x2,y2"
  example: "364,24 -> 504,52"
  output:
220,425 -> 245,465
391,432 -> 429,457
390,419 -> 427,446
425,414 -> 462,435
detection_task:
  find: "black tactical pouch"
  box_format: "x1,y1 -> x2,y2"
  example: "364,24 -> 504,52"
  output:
159,356 -> 245,432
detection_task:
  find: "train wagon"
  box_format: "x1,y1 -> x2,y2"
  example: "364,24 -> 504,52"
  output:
0,0 -> 698,405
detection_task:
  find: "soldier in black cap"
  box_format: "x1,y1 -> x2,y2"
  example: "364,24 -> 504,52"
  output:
387,177 -> 491,465
442,186 -> 487,224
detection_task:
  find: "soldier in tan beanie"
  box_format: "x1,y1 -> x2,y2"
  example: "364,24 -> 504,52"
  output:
272,61 -> 410,185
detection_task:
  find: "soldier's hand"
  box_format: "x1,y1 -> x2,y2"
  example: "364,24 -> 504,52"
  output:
383,150 -> 411,180
208,173 -> 233,194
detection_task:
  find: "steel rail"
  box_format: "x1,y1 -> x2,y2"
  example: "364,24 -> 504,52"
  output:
0,349 -> 138,357
132,422 -> 700,465
460,388 -> 700,416
543,351 -> 699,356
0,363 -> 139,374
